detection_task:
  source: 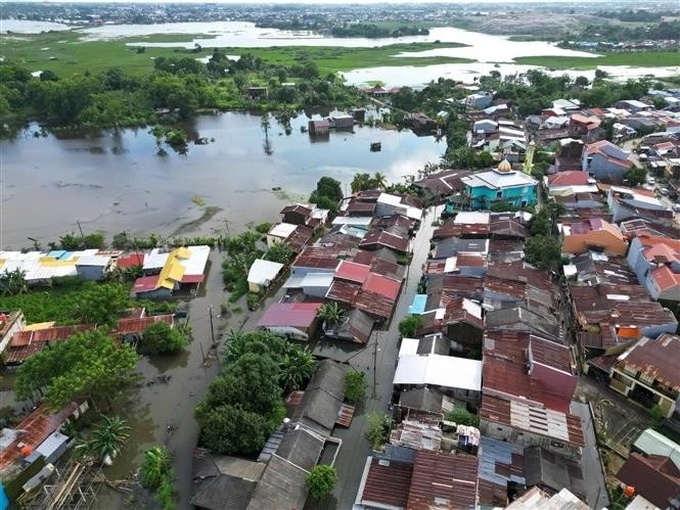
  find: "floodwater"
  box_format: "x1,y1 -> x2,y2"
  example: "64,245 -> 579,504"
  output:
0,19 -> 73,33
0,111 -> 442,249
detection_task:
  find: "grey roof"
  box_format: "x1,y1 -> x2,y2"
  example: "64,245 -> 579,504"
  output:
485,306 -> 561,340
191,474 -> 257,510
246,455 -> 308,510
433,237 -> 489,259
633,428 -> 680,470
398,387 -> 445,415
328,308 -> 375,344
523,446 -> 585,499
417,335 -> 450,355
478,436 -> 526,486
275,427 -> 324,472
293,360 -> 348,435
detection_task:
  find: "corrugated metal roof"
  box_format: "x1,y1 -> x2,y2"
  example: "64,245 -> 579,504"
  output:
248,259 -> 284,286
393,354 -> 482,391
335,260 -> 370,283
358,457 -> 413,509
257,303 -> 321,328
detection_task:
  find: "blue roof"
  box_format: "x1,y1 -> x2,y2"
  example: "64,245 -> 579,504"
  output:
408,294 -> 427,315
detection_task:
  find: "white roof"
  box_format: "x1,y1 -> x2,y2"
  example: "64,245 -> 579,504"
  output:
462,169 -> 537,190
558,137 -> 583,147
454,211 -> 490,225
283,272 -> 334,289
548,185 -> 599,196
621,99 -> 650,108
393,354 -> 483,391
377,192 -> 402,207
268,222 -> 297,239
461,298 -> 482,319
331,216 -> 373,227
509,399 -> 571,442
76,255 -> 112,267
625,495 -> 661,510
144,248 -> 169,270
399,338 -> 420,357
182,245 -> 211,276
248,259 -> 284,286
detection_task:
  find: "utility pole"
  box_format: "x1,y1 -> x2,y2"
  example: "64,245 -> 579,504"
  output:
208,304 -> 215,346
372,333 -> 379,399
76,220 -> 84,239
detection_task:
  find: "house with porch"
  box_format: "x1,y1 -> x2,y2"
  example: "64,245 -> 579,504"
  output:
461,160 -> 538,210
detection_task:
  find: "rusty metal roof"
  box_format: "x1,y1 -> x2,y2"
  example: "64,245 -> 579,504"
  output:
336,403 -> 355,428
359,457 -> 413,509
294,246 -> 345,270
6,324 -> 95,364
359,230 -> 409,254
407,450 -> 479,510
114,314 -> 174,336
284,225 -> 315,253
616,334 -> 680,392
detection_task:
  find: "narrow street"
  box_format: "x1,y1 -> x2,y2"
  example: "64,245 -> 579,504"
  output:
332,206 -> 441,510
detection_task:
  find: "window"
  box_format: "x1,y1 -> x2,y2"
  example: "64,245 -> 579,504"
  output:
496,190 -> 503,198
550,440 -> 564,448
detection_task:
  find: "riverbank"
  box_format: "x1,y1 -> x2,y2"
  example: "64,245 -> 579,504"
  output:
514,51 -> 680,69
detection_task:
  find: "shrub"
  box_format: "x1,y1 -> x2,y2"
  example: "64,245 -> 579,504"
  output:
343,371 -> 367,406
367,413 -> 392,450
398,315 -> 423,338
143,322 -> 189,354
306,465 -> 337,500
445,407 -> 479,427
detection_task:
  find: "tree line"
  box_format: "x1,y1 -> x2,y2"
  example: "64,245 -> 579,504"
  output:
0,51 -> 364,132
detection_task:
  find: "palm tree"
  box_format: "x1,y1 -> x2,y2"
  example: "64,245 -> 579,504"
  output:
372,172 -> 387,190
280,345 -> 317,393
77,415 -> 131,465
222,329 -> 247,362
0,269 -> 28,296
317,302 -> 346,332
140,446 -> 173,489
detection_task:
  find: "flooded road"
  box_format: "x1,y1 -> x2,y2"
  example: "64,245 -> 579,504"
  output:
1,111 -> 441,249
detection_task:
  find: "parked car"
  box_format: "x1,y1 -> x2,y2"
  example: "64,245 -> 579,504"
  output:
647,177 -> 656,185
661,187 -> 670,195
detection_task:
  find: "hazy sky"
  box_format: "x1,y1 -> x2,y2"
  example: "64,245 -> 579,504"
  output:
12,0 -> 597,4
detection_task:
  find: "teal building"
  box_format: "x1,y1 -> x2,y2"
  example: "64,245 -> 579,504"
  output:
461,160 -> 538,210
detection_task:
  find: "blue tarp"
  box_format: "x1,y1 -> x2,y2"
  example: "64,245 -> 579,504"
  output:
408,294 -> 427,315
0,484 -> 9,510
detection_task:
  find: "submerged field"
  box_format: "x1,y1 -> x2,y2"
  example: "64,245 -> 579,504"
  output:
0,30 -> 472,76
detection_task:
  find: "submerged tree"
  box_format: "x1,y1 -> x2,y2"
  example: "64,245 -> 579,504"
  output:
141,446 -> 173,489
76,415 -> 131,464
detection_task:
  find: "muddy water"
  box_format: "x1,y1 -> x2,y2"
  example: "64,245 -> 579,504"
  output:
1,111 -> 441,249
1,111 -> 441,507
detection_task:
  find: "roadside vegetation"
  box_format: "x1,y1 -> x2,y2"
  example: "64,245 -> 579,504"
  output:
141,446 -> 176,510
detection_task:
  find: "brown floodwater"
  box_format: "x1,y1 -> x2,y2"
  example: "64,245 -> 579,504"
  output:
0,111 -> 441,249
0,111 -> 442,508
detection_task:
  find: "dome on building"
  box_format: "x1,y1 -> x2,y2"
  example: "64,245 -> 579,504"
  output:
497,159 -> 512,173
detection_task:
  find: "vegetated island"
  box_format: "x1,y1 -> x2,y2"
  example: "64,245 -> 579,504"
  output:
514,52 -> 680,69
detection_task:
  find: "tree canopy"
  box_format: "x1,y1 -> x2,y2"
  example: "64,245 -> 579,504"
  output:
306,465 -> 338,500
70,282 -> 130,327
310,176 -> 343,211
142,321 -> 189,354
15,329 -> 139,410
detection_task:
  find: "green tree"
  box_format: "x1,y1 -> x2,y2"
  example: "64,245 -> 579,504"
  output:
524,235 -> 562,270
318,302 -> 347,327
71,282 -> 130,327
141,446 -> 173,489
0,269 -> 28,297
398,315 -> 423,338
76,415 -> 131,463
310,176 -> 343,204
306,465 -> 337,500
351,172 -> 374,193
367,412 -> 392,450
264,242 -> 293,264
343,371 -> 367,406
280,345 -> 316,393
143,321 -> 189,354
15,329 -> 139,410
445,407 -> 480,427
196,404 -> 276,455
623,166 -> 647,187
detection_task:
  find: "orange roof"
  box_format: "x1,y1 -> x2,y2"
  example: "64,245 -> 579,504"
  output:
652,265 -> 680,292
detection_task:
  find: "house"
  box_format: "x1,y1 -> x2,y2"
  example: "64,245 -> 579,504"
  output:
190,450 -> 265,510
354,453 -> 414,510
609,334 -> 680,418
266,222 -> 297,248
607,186 -> 674,225
308,119 -> 330,136
582,140 -> 632,183
358,229 -> 410,255
477,436 -> 527,507
466,92 -> 494,109
407,450 -> 479,509
505,486 -> 590,510
280,203 -> 313,226
322,308 -> 375,344
473,119 -> 498,133
247,86 -> 268,100
376,193 -> 423,221
560,218 -> 628,256
614,99 -> 653,114
393,337 -> 483,403
554,138 -> 585,172
523,445 -> 586,501
3,324 -> 94,365
132,246 -> 209,299
414,169 -> 472,205
627,235 -> 680,301
405,113 -> 437,133
256,302 -> 321,341
633,429 -> 680,470
616,453 -> 680,510
461,160 -> 538,210
247,259 -> 285,293
0,311 -> 26,356
75,253 -> 113,281
568,113 -> 601,138
330,114 -> 354,129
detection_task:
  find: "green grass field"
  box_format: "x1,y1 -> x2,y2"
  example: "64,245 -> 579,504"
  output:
514,51 -> 680,69
0,30 -> 472,76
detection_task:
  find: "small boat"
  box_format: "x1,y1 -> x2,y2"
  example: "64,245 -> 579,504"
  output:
370,142 -> 382,152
